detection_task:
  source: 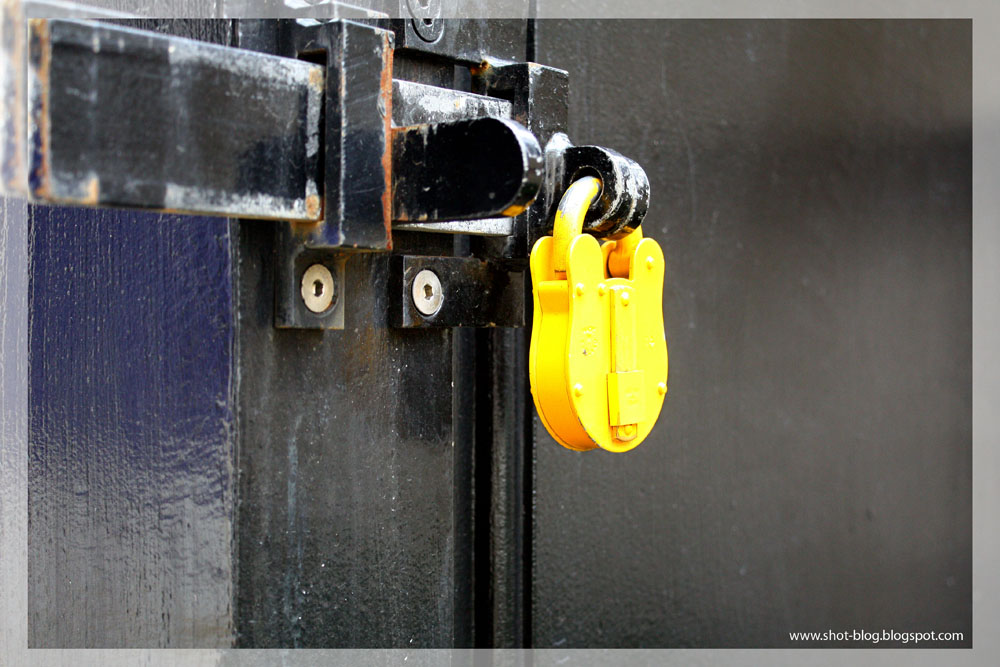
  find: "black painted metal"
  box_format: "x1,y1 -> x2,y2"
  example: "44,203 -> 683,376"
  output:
273,233 -> 346,330
233,17 -> 534,646
27,19 -> 323,220
390,254 -> 524,328
270,19 -> 395,250
562,144 -> 650,239
392,79 -> 513,126
392,118 -> 542,223
471,61 -> 569,265
388,18 -> 527,65
235,227 -> 467,648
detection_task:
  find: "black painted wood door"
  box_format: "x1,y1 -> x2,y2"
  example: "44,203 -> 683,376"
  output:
24,16 -> 971,649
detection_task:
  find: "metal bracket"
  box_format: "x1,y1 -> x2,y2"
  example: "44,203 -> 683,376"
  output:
274,230 -> 347,330
267,18 -> 396,251
390,255 -> 524,328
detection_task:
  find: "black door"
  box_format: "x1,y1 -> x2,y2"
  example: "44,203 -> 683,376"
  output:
20,14 -> 970,648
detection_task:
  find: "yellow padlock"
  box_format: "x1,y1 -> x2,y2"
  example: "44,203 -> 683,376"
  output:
528,176 -> 669,452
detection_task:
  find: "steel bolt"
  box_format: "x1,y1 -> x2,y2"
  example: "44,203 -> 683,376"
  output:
412,269 -> 444,316
301,263 -> 335,314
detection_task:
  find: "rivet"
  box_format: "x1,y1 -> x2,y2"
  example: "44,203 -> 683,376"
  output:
658,382 -> 667,395
621,291 -> 630,305
574,283 -> 585,297
573,383 -> 584,397
597,283 -> 607,296
646,256 -> 655,270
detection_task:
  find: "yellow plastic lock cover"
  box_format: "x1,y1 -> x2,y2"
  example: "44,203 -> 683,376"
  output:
528,177 -> 669,453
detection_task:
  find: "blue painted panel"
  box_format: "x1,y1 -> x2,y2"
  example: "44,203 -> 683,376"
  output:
27,205 -> 235,647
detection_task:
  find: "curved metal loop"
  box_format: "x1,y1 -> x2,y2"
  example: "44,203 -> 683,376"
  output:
563,145 -> 650,239
551,176 -> 602,273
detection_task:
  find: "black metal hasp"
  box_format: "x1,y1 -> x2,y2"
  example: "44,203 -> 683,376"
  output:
561,145 -> 651,240
392,117 -> 543,224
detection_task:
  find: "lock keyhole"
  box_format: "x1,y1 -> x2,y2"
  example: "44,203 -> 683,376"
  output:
423,284 -> 434,300
313,280 -> 324,298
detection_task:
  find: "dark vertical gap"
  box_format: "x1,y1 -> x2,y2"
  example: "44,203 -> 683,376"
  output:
225,19 -> 243,647
473,327 -> 495,647
526,15 -> 536,62
452,326 -> 477,647
519,327 -> 534,649
522,17 -> 537,650
453,237 -> 476,648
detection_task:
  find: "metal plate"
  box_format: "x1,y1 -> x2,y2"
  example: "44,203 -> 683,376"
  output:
392,79 -> 512,126
390,254 -> 525,328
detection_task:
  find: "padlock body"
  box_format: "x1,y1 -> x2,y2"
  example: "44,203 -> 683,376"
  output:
528,233 -> 668,452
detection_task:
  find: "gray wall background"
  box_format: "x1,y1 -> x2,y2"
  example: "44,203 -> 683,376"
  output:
532,19 -> 971,647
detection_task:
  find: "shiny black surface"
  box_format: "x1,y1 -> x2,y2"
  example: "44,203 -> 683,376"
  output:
392,118 -> 542,223
32,19 -> 320,220
235,223 -> 464,647
26,19 -> 238,648
27,205 -> 237,646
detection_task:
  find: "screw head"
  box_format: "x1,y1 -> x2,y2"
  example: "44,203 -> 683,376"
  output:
646,256 -> 655,270
573,383 -> 584,398
621,291 -> 630,305
412,269 -> 444,316
301,264 -> 335,314
574,283 -> 585,297
658,382 -> 667,395
597,283 -> 607,296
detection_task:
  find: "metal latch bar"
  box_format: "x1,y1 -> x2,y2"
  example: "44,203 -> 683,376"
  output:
25,19 -> 325,221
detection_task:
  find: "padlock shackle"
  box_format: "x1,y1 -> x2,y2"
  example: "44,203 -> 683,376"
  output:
552,176 -> 602,274
607,226 -> 644,278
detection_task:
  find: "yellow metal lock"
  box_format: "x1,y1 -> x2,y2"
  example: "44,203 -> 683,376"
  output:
528,176 -> 669,452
